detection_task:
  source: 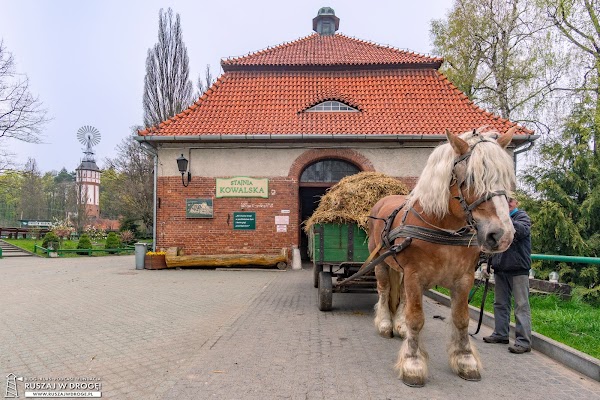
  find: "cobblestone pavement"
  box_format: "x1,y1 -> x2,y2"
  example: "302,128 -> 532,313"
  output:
1,256 -> 599,400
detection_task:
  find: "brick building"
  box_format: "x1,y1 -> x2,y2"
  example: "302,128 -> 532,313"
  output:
135,7 -> 534,262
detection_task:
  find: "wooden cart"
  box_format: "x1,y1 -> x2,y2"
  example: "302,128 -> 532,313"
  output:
309,223 -> 375,311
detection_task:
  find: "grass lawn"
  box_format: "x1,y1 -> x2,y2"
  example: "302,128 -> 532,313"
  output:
433,285 -> 600,359
3,238 -> 134,258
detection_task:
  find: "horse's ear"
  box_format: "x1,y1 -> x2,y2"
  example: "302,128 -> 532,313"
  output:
446,129 -> 469,155
497,126 -> 517,149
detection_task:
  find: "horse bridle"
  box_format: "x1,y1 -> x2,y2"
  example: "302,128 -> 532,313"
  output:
451,138 -> 508,230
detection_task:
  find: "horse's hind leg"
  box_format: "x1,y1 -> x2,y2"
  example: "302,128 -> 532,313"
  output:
389,267 -> 407,338
448,282 -> 482,381
374,264 -> 393,338
395,276 -> 429,387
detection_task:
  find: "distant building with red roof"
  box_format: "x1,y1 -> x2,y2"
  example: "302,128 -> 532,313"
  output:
136,7 -> 535,263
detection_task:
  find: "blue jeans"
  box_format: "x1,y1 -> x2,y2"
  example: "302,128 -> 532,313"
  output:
491,273 -> 532,348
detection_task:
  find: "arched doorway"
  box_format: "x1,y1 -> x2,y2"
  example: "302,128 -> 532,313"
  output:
299,159 -> 360,260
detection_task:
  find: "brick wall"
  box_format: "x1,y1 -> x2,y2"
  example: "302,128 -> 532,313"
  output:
156,173 -> 417,256
157,176 -> 299,256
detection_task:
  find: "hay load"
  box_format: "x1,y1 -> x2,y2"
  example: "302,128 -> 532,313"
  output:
303,172 -> 409,233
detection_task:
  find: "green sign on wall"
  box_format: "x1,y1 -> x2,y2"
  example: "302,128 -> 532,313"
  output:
233,212 -> 256,230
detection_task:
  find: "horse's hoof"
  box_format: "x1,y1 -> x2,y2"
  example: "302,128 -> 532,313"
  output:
379,329 -> 393,338
402,375 -> 425,388
458,370 -> 481,381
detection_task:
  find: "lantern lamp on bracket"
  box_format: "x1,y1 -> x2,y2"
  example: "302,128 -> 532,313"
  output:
176,154 -> 191,187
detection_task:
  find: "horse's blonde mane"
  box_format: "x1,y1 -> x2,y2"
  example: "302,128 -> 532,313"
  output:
407,129 -> 515,217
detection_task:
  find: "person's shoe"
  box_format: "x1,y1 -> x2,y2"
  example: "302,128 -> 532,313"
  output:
482,335 -> 509,344
508,344 -> 531,354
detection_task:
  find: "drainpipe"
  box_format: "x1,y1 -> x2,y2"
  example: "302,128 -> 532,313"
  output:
140,142 -> 158,252
513,140 -> 536,171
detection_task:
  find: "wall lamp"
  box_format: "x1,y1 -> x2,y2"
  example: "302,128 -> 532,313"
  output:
176,154 -> 191,187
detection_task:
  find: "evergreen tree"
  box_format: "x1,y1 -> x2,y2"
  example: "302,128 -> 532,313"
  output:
522,99 -> 600,292
19,158 -> 45,220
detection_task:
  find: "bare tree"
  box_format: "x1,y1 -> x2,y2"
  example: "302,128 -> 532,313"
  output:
196,64 -> 216,97
104,126 -> 154,232
431,0 -> 565,130
143,8 -> 195,128
546,0 -> 600,154
0,41 -> 48,144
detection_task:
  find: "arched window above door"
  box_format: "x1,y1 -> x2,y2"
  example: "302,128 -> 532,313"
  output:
300,159 -> 360,183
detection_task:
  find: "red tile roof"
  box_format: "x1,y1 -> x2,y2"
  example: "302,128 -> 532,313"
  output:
139,33 -> 531,137
221,33 -> 443,70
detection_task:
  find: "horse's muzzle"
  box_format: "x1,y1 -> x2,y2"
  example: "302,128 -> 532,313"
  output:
478,226 -> 513,253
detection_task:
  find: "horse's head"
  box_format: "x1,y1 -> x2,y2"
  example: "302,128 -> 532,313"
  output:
446,127 -> 517,253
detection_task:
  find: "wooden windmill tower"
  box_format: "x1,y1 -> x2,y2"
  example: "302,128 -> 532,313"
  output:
75,126 -> 101,220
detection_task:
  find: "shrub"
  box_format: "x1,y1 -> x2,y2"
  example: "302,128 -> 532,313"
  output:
76,234 -> 92,255
105,232 -> 121,254
42,231 -> 60,250
119,217 -> 139,236
579,286 -> 600,307
84,225 -> 106,243
119,230 -> 135,245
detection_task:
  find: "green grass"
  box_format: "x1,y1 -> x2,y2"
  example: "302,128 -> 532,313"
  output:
433,285 -> 600,359
3,238 -> 134,258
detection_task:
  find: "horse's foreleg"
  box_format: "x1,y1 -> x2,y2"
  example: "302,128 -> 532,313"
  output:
374,264 -> 393,338
395,276 -> 428,387
448,282 -> 482,381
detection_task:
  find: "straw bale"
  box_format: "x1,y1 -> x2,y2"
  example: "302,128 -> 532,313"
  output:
303,172 -> 408,233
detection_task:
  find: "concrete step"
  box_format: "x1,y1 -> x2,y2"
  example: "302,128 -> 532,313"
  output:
0,239 -> 34,258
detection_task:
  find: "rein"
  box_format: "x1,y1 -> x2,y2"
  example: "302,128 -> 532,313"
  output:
470,255 -> 491,336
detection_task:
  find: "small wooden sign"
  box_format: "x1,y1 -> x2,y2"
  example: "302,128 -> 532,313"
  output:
186,198 -> 214,218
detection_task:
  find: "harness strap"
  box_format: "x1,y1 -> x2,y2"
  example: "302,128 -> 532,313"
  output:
334,238 -> 412,287
408,207 -> 473,236
388,224 -> 479,247
467,190 -> 507,211
378,202 -> 406,248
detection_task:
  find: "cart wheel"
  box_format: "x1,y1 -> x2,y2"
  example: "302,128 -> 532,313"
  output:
318,271 -> 333,311
313,262 -> 323,288
276,262 -> 287,270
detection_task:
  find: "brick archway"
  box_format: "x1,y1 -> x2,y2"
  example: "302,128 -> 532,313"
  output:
288,148 -> 375,180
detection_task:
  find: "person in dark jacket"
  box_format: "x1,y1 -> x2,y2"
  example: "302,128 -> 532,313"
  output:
483,197 -> 532,354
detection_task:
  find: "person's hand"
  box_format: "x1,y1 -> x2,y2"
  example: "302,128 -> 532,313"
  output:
481,266 -> 490,279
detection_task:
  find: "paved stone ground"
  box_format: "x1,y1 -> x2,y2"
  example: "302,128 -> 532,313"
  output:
1,256 -> 598,399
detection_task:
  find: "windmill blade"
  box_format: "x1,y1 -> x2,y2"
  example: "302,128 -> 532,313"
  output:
77,125 -> 101,146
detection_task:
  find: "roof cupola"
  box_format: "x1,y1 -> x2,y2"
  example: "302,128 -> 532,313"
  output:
313,7 -> 339,36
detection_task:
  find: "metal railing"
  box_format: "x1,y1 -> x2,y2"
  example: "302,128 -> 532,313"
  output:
531,254 -> 600,265
34,245 -> 135,256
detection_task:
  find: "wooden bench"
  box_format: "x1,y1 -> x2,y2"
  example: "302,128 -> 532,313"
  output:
165,247 -> 289,269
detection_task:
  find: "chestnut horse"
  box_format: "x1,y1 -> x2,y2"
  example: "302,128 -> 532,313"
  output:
368,127 -> 516,387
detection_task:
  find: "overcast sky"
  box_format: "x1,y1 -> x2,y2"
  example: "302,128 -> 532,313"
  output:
0,0 -> 452,173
